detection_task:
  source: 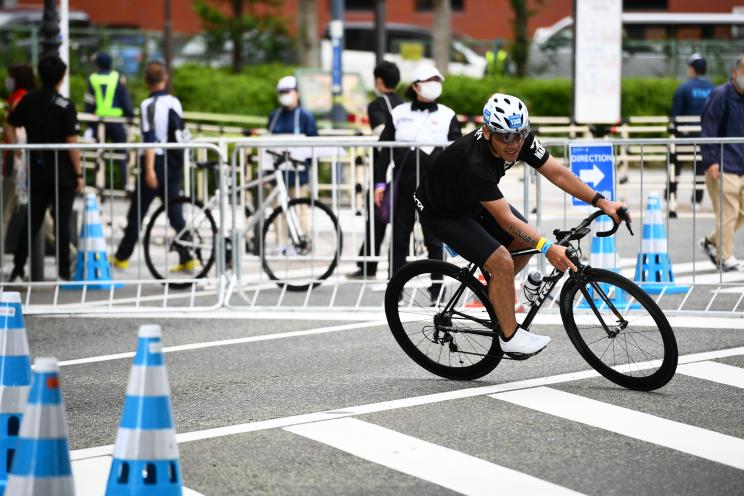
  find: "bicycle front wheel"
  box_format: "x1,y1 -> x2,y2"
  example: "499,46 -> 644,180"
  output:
560,268 -> 678,391
143,197 -> 217,289
385,260 -> 502,380
261,198 -> 342,291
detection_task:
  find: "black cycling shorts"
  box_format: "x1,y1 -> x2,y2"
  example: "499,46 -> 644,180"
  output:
420,205 -> 527,267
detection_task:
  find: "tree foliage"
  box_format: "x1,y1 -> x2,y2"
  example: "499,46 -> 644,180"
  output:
192,0 -> 289,73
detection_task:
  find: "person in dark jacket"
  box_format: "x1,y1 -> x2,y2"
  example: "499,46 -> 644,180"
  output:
84,52 -> 134,189
698,55 -> 744,272
6,56 -> 83,281
349,61 -> 404,279
373,64 -> 461,277
668,53 -> 714,213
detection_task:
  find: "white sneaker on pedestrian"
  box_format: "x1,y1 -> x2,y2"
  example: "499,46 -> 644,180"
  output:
499,327 -> 551,354
721,256 -> 743,272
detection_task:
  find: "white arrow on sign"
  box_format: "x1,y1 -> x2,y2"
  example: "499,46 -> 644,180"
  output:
579,164 -> 605,186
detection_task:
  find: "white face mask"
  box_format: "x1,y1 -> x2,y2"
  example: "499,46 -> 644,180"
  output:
736,75 -> 744,91
5,77 -> 14,93
417,81 -> 442,101
278,92 -> 297,107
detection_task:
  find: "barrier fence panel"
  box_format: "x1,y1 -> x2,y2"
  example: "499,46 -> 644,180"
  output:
220,136 -> 744,318
0,142 -> 228,314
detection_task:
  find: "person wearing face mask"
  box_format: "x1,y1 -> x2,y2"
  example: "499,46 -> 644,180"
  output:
2,64 -> 35,233
413,93 -> 629,355
266,75 -> 318,189
698,55 -> 744,272
373,64 -> 461,279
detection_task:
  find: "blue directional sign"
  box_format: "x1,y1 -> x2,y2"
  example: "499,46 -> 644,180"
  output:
569,143 -> 615,207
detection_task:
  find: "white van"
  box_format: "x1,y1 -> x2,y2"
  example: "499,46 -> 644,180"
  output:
528,12 -> 744,78
321,22 -> 487,89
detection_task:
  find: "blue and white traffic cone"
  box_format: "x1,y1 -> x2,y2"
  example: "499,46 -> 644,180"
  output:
65,193 -> 122,291
633,192 -> 687,294
6,357 -> 74,496
579,215 -> 630,308
0,293 -> 32,495
106,325 -> 182,496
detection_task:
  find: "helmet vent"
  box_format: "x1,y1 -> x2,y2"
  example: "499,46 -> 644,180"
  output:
504,98 -> 511,104
495,106 -> 505,114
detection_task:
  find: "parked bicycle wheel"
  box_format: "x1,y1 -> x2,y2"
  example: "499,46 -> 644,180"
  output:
261,198 -> 342,292
143,197 -> 217,289
560,268 -> 678,391
385,260 -> 502,380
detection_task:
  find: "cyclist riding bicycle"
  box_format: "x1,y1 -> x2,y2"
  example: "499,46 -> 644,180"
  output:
413,93 -> 630,356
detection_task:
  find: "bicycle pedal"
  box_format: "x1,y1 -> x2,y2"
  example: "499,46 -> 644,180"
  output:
504,347 -> 544,361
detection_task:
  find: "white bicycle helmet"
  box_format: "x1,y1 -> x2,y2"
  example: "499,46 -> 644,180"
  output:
483,93 -> 529,133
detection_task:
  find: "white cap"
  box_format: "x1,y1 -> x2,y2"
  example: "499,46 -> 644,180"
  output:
34,357 -> 59,373
138,324 -> 162,338
412,64 -> 444,83
276,75 -> 297,91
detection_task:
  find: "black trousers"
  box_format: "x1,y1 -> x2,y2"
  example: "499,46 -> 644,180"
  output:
356,194 -> 387,275
391,176 -> 442,277
14,171 -> 75,278
115,156 -> 186,261
669,131 -> 705,202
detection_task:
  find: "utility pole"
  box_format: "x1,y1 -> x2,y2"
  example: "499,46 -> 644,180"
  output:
164,0 -> 173,89
40,0 -> 60,59
374,0 -> 385,64
432,0 -> 451,74
330,0 -> 346,126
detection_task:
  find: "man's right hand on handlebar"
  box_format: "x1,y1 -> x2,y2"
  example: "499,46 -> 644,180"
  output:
597,198 -> 631,224
546,244 -> 578,273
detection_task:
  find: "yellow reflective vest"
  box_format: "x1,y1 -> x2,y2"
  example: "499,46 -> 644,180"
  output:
89,71 -> 123,117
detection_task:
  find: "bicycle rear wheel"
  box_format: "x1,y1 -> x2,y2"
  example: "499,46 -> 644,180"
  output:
261,198 -> 342,292
385,260 -> 502,380
560,268 -> 678,391
143,197 -> 216,289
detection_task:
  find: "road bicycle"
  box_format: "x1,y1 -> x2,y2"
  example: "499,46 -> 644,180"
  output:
384,208 -> 678,391
142,152 -> 342,290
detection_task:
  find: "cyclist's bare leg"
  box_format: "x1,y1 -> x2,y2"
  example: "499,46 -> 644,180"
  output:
483,246 -> 519,338
508,238 -> 533,275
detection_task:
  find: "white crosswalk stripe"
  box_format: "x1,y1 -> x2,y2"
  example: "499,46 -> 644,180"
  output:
285,417 -> 586,496
490,386 -> 744,470
677,360 -> 744,388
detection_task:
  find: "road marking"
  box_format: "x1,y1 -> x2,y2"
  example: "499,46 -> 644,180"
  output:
285,418 -> 584,496
70,346 -> 744,462
71,456 -> 204,496
677,361 -> 744,389
491,386 -> 744,470
56,320 -> 388,367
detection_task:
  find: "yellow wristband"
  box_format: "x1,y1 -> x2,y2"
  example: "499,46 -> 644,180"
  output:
536,237 -> 547,251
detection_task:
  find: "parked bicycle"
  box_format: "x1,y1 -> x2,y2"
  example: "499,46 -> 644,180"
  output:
384,208 -> 678,391
142,151 -> 342,290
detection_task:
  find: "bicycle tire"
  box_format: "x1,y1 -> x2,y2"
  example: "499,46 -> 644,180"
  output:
261,198 -> 342,292
143,196 -> 217,289
560,268 -> 678,391
385,260 -> 503,380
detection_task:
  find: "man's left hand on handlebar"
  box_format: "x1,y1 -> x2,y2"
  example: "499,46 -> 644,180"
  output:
597,198 -> 631,224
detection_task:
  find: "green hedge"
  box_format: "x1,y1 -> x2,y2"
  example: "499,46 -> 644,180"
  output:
0,64 -> 726,120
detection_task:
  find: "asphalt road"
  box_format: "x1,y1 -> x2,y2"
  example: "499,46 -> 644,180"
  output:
25,313 -> 744,495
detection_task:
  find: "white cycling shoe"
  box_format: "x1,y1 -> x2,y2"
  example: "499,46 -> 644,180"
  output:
499,327 -> 551,355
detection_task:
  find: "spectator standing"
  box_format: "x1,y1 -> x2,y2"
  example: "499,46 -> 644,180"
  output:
84,52 -> 134,189
266,75 -> 318,189
668,53 -> 714,213
699,55 -> 744,272
2,64 -> 35,232
374,65 -> 461,277
349,61 -> 404,279
113,61 -> 195,272
5,56 -> 83,281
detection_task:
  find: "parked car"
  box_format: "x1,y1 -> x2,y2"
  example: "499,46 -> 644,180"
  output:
321,22 -> 487,89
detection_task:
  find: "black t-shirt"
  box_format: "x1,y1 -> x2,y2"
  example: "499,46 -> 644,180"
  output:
8,87 -> 79,186
367,92 -> 404,130
418,128 -> 549,218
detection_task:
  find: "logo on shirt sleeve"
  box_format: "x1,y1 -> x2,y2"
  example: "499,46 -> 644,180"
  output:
530,136 -> 546,159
